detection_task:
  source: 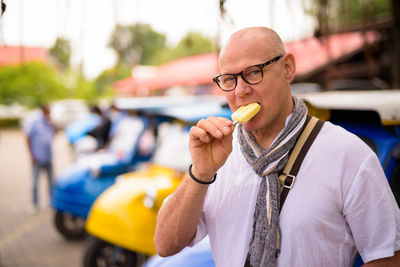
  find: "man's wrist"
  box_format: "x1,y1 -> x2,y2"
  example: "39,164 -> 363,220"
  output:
188,164 -> 217,185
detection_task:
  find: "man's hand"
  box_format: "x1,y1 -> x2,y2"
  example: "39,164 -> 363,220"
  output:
154,116 -> 234,256
189,116 -> 234,182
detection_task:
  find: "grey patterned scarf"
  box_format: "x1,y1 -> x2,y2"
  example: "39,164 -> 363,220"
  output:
238,96 -> 307,267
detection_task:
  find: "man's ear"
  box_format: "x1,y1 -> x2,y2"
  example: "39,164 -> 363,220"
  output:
283,53 -> 296,83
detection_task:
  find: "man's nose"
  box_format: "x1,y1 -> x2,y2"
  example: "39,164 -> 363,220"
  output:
235,76 -> 251,96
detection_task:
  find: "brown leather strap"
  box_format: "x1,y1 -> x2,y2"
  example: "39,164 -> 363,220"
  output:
279,116 -> 324,211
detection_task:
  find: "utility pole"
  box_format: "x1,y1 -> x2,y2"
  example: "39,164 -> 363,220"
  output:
19,0 -> 25,63
392,0 -> 400,88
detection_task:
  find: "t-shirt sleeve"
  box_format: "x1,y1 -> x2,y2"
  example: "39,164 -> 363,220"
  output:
188,210 -> 208,247
342,152 -> 400,263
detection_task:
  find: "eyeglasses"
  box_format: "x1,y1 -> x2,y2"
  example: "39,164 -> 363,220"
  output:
213,55 -> 283,92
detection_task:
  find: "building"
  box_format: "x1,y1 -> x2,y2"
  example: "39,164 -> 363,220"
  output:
0,46 -> 48,67
114,19 -> 396,96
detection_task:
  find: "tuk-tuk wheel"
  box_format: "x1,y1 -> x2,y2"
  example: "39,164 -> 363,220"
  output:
54,211 -> 86,240
83,235 -> 148,267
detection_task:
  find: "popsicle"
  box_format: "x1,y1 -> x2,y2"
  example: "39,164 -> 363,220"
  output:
231,103 -> 260,125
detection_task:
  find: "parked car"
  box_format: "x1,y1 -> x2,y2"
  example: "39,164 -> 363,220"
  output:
50,99 -> 90,129
143,90 -> 400,267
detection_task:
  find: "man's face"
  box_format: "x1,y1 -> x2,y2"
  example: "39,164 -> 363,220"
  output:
41,106 -> 51,121
220,40 -> 293,133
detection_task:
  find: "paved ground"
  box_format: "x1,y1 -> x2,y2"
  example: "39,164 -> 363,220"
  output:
0,128 -> 84,267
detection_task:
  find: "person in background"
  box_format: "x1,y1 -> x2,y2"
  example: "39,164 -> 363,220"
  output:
86,105 -> 112,149
24,105 -> 55,214
154,27 -> 400,266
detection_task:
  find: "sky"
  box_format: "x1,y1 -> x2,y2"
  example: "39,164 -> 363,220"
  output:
0,0 -> 316,79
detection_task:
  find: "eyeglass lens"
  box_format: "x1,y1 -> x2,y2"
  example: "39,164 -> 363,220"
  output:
218,65 -> 263,91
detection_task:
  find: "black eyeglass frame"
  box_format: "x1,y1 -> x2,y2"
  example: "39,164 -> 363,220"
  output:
212,55 -> 283,92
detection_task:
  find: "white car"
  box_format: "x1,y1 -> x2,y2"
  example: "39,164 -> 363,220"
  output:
50,99 -> 90,129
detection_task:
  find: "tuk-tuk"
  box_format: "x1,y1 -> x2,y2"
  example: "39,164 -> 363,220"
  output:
51,113 -> 153,239
82,97 -> 231,267
143,90 -> 400,267
51,96 -> 227,240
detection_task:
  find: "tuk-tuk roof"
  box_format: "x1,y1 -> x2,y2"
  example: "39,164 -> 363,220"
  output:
160,103 -> 231,123
114,95 -> 230,123
297,90 -> 400,125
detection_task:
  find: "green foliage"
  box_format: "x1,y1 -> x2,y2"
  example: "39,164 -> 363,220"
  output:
108,23 -> 215,67
0,62 -> 66,107
308,0 -> 392,32
94,63 -> 131,95
174,32 -> 216,57
108,23 -> 167,66
49,37 -> 72,71
345,0 -> 391,23
59,70 -> 114,104
149,32 -> 215,65
72,76 -> 98,105
0,62 -> 112,108
102,24 -> 216,91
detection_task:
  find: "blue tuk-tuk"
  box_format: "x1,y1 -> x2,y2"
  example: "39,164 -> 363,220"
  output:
51,113 -> 153,239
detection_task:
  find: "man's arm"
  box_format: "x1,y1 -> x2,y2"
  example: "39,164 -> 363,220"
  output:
154,116 -> 233,257
154,172 -> 211,256
25,136 -> 35,164
362,250 -> 400,267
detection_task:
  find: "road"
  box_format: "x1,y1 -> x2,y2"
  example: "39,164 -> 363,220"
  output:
0,128 -> 84,267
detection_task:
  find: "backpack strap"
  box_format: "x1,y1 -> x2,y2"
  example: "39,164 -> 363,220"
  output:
279,115 -> 325,211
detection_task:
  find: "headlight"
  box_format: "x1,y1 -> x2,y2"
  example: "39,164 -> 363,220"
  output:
143,188 -> 157,209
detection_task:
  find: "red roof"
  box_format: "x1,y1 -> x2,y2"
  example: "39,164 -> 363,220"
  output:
0,46 -> 48,67
115,53 -> 219,94
114,30 -> 381,94
285,31 -> 380,76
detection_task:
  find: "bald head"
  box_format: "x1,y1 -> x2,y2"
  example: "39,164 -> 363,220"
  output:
220,27 -> 286,68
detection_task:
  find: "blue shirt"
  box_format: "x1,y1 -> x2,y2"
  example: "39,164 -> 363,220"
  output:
25,113 -> 54,164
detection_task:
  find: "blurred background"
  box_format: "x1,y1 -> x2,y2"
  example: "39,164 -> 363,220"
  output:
0,0 -> 399,267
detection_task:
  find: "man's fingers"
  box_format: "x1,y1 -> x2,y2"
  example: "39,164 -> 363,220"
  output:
197,117 -> 233,139
190,126 -> 211,143
216,117 -> 234,135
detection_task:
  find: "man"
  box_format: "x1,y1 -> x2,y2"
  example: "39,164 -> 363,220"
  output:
86,105 -> 112,149
154,27 -> 400,266
25,105 -> 54,213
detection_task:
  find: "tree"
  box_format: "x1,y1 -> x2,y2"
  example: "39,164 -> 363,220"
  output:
94,64 -> 130,96
307,0 -> 392,35
104,24 -> 216,92
49,37 -> 72,71
108,23 -> 216,67
149,32 -> 216,65
108,23 -> 167,66
173,32 -> 215,56
0,62 -> 66,107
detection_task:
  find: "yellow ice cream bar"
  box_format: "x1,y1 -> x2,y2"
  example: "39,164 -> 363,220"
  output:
231,103 -> 260,124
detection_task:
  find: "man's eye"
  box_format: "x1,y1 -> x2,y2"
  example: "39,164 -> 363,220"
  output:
222,76 -> 235,83
245,69 -> 261,78
249,69 -> 261,75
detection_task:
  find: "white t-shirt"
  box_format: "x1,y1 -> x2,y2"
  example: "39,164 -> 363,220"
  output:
191,121 -> 400,267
